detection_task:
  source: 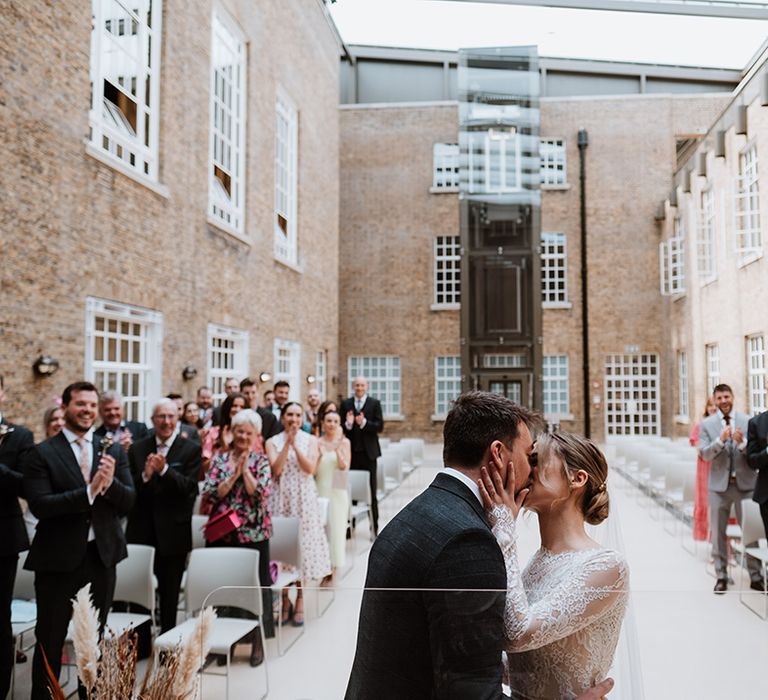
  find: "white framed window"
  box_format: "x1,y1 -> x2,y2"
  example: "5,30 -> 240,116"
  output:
88,0 -> 162,180
315,350 -> 327,400
676,350 -> 689,420
434,356 -> 461,418
85,297 -> 163,423
207,324 -> 249,404
482,353 -> 527,369
543,355 -> 569,419
274,89 -> 298,265
604,353 -> 660,436
348,356 -> 401,418
660,217 -> 686,296
706,343 -> 720,396
208,8 -> 246,235
697,188 -> 716,281
747,334 -> 766,416
734,144 -> 761,260
434,236 -> 461,307
274,338 -> 301,400
432,143 -> 460,191
540,138 -> 566,187
541,232 -> 568,305
467,128 -> 521,194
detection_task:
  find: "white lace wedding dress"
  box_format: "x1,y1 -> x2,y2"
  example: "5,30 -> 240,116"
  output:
489,505 -> 629,700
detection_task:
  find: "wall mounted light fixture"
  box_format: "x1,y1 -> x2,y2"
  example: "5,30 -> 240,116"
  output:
258,371 -> 272,384
33,355 -> 59,376
306,374 -> 316,384
181,366 -> 198,381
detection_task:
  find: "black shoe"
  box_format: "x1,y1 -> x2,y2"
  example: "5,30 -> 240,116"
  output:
714,579 -> 728,594
750,579 -> 767,592
249,638 -> 264,667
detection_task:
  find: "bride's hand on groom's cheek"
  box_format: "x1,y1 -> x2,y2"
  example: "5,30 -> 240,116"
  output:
478,460 -> 528,519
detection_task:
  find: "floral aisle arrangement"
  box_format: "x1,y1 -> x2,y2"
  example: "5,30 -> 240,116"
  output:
44,583 -> 215,700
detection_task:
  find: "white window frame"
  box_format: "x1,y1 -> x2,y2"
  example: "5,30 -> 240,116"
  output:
747,334 -> 766,416
543,355 -> 570,420
88,0 -> 162,183
659,222 -> 686,296
540,138 -> 567,187
274,88 -> 299,266
433,356 -> 461,419
541,232 -> 569,307
734,144 -> 761,262
315,350 -> 327,400
604,353 -> 660,436
467,127 -> 521,194
208,8 -> 247,238
84,297 -> 163,423
433,236 -> 461,309
274,338 -> 301,401
706,343 -> 720,396
207,324 -> 249,405
697,188 -> 716,282
676,350 -> 689,422
348,356 -> 401,419
431,143 -> 460,192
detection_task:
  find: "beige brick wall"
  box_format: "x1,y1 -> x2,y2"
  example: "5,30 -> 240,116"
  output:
0,0 -> 340,436
338,93 -> 727,441
661,91 -> 768,436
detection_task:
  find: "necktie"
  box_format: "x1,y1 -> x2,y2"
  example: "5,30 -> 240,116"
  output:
76,437 -> 91,484
355,400 -> 362,412
157,442 -> 168,457
724,415 -> 735,480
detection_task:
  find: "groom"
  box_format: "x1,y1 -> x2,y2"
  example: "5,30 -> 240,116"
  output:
345,391 -> 614,699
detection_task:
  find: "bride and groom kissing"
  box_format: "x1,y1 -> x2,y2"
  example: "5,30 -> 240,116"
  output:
346,391 -> 628,699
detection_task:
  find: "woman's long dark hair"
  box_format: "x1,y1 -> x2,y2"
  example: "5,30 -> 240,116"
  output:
314,399 -> 338,436
215,392 -> 247,449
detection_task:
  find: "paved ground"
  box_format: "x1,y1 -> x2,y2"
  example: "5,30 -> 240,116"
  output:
12,443 -> 768,698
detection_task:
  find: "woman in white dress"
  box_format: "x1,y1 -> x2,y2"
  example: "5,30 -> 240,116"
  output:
315,410 -> 351,576
479,431 -> 628,700
266,401 -> 332,626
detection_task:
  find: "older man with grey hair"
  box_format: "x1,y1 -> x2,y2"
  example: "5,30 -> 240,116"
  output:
126,398 -> 200,632
94,389 -> 149,451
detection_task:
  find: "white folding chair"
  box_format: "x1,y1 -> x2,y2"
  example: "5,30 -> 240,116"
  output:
11,551 -> 36,698
106,543 -> 156,635
270,517 -> 304,655
191,514 -> 208,550
154,547 -> 267,700
400,438 -> 424,467
349,470 -> 375,542
736,499 -> 768,619
380,453 -> 402,493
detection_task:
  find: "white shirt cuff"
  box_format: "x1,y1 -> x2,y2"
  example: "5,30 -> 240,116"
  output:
345,420 -> 354,430
359,417 -> 367,429
87,484 -> 95,504
159,464 -> 169,477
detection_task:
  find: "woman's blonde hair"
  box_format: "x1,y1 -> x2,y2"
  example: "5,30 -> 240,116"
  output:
535,432 -> 610,525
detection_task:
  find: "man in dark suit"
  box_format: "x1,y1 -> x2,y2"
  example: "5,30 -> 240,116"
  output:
747,407 -> 768,590
94,389 -> 149,452
23,381 -> 135,700
127,398 -> 200,632
240,377 -> 279,440
0,378 -> 34,699
341,377 -> 383,535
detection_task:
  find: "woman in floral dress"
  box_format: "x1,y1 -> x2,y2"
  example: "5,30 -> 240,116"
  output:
202,408 -> 273,665
266,401 -> 332,626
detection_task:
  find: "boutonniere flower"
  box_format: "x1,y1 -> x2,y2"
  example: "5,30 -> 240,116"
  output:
0,424 -> 15,438
181,431 -> 189,439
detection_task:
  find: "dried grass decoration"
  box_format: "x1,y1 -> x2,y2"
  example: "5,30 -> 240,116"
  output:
64,583 -> 216,700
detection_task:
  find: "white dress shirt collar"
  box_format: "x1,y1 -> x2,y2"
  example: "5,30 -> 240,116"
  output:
155,433 -> 176,452
443,467 -> 482,505
62,426 -> 95,445
354,394 -> 367,408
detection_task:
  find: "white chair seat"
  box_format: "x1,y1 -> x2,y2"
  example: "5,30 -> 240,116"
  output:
12,620 -> 36,638
726,524 -> 742,539
105,611 -> 152,635
271,570 -> 300,591
155,617 -> 258,655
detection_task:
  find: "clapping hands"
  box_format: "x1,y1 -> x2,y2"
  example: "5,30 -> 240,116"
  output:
91,454 -> 116,497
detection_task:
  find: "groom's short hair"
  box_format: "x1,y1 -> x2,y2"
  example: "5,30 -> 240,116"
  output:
443,391 -> 539,469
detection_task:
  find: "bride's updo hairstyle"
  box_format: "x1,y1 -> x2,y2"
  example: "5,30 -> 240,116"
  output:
536,432 -> 610,525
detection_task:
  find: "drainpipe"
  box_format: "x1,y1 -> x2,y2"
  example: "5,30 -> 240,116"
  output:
578,128 -> 590,438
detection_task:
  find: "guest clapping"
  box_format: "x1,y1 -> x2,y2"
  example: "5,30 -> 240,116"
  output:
266,402 -> 331,626
201,409 -> 274,665
315,411 -> 351,577
202,392 -> 247,472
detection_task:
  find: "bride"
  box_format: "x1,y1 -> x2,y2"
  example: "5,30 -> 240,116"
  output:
479,431 -> 629,700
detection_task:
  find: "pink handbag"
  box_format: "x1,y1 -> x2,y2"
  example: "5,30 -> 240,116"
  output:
203,507 -> 242,543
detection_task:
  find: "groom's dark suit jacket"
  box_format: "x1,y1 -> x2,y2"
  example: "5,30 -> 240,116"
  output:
345,471 -> 506,699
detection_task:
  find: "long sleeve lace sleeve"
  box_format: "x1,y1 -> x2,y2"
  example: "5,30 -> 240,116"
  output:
489,505 -> 628,654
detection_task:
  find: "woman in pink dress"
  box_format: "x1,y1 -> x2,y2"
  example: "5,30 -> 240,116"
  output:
690,397 -> 717,541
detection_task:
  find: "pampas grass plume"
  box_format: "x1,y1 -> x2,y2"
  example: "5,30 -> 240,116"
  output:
172,607 -> 216,700
71,583 -> 101,696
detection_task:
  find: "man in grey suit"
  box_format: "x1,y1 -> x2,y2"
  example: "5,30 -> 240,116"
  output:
699,383 -> 763,593
345,392 -> 614,700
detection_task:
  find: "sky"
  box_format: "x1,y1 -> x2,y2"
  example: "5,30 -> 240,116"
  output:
328,0 -> 768,69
